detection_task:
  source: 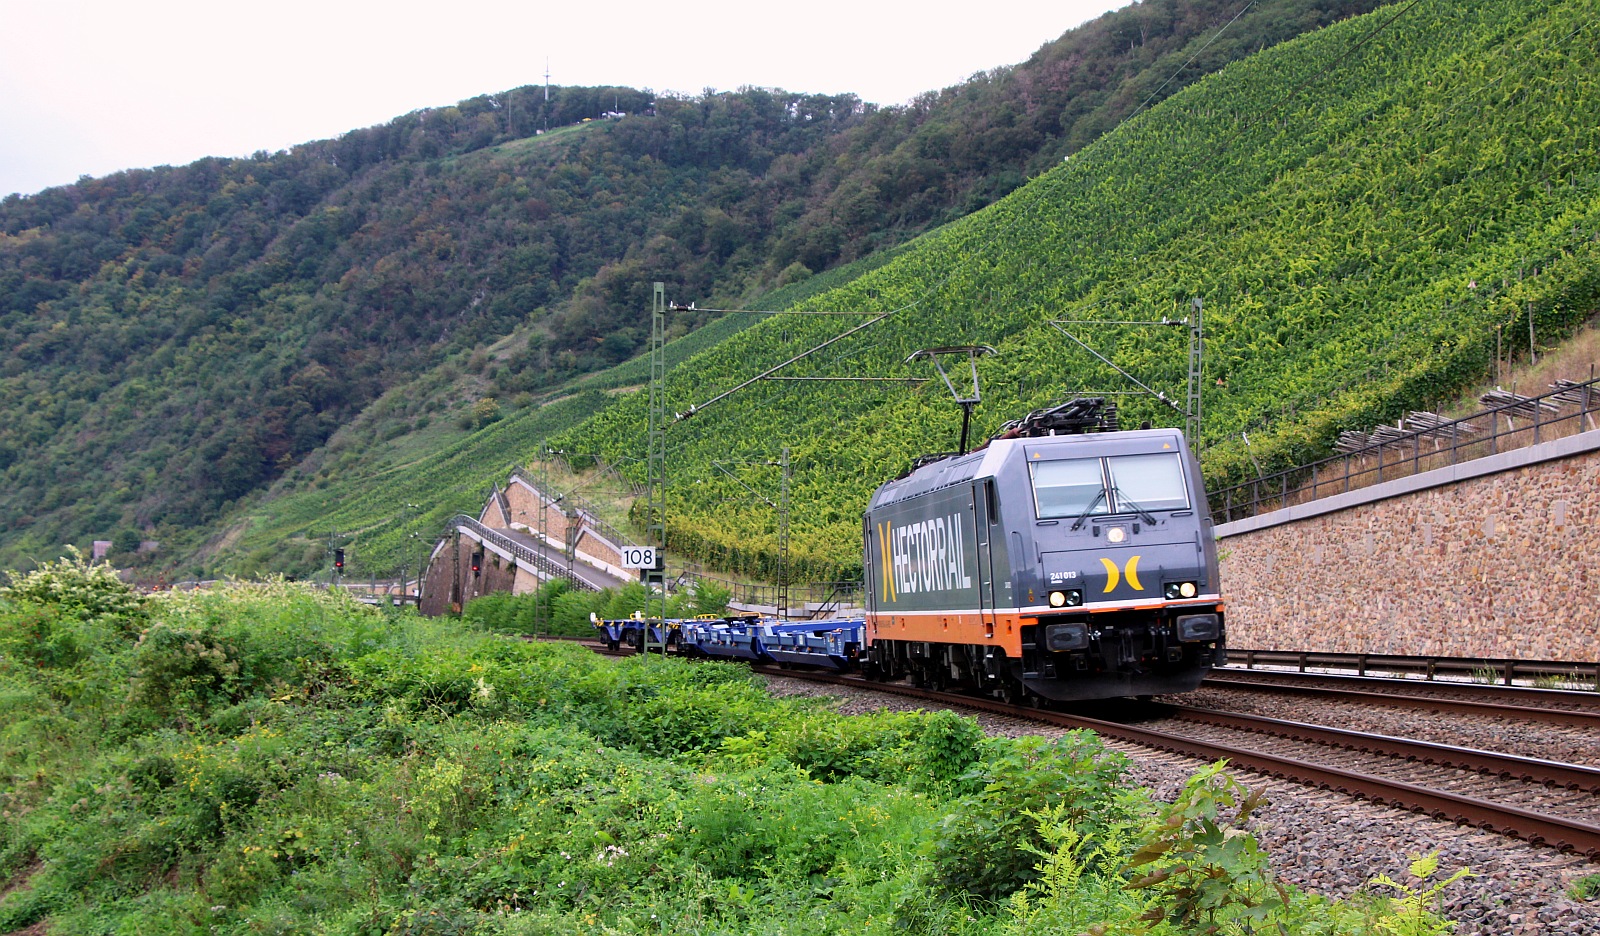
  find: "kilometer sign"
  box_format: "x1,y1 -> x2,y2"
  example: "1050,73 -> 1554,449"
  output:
620,547 -> 659,569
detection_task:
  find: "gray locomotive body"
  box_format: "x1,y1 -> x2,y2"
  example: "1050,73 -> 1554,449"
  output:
863,425 -> 1224,702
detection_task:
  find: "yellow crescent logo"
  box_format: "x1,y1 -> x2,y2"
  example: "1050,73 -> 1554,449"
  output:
1100,555 -> 1143,593
1100,557 -> 1119,592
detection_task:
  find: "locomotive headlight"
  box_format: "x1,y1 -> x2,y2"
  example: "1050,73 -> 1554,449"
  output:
1107,526 -> 1127,544
1047,589 -> 1083,608
1044,622 -> 1090,652
1164,581 -> 1198,600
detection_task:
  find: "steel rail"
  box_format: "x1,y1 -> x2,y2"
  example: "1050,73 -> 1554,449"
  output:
1204,672 -> 1600,729
1171,705 -> 1600,792
746,667 -> 1600,857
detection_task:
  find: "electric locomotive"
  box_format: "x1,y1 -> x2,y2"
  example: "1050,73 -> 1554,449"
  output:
862,399 -> 1224,702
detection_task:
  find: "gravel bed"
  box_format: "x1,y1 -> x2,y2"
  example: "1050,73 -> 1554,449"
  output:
1212,670 -> 1600,713
1181,686 -> 1600,765
761,674 -> 1600,935
1141,715 -> 1600,824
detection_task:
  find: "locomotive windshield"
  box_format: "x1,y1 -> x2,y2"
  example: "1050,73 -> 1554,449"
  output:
1106,453 -> 1190,511
1031,452 -> 1189,519
1030,458 -> 1108,519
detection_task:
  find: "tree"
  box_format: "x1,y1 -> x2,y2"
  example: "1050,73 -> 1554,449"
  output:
113,529 -> 142,555
470,397 -> 503,430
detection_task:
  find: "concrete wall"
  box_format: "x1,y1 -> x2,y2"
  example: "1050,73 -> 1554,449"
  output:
1217,429 -> 1600,659
574,528 -> 625,577
512,564 -> 541,595
504,478 -> 577,546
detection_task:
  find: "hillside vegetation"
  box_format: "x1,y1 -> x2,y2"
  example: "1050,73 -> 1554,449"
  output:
207,250 -> 899,581
0,87 -> 859,570
556,0 -> 1600,580
0,0 -> 1386,576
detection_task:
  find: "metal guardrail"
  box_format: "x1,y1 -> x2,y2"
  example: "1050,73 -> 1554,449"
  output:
1212,375 -> 1600,524
1227,649 -> 1600,686
447,514 -> 599,592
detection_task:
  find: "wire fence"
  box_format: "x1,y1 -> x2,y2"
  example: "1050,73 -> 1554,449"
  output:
507,468 -> 639,552
676,572 -> 864,617
1211,373 -> 1600,524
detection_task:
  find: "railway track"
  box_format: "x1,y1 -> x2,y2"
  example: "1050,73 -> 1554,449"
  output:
1204,668 -> 1600,729
566,638 -> 1600,854
742,665 -> 1600,857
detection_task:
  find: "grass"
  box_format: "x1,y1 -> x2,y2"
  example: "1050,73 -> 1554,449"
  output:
1531,671 -> 1599,693
1569,874 -> 1600,901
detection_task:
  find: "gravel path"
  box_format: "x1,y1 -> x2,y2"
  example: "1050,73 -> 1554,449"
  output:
760,675 -> 1600,935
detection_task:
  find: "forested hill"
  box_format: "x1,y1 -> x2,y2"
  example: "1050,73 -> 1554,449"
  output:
0,0 -> 1387,571
556,0 -> 1600,581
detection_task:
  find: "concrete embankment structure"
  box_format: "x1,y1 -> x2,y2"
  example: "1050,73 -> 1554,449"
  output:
418,472 -> 636,616
1217,428 -> 1600,659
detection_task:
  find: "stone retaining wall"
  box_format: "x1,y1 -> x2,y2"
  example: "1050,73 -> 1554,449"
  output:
576,529 -> 622,569
1217,429 -> 1600,660
419,535 -> 515,616
504,479 -> 576,545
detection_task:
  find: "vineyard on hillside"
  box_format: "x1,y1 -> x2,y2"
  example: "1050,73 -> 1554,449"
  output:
210,391 -> 612,580
555,0 -> 1600,580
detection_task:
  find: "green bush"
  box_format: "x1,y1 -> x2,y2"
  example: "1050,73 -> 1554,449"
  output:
0,577 -> 1465,934
684,578 -> 732,617
127,621 -> 244,719
930,731 -> 1147,902
463,580 -> 602,638
915,708 -> 986,789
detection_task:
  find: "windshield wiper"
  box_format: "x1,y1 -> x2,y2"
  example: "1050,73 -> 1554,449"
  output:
1111,486 -> 1158,526
1069,489 -> 1107,531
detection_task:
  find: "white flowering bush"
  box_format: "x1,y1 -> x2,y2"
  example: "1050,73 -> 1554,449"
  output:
0,546 -> 146,621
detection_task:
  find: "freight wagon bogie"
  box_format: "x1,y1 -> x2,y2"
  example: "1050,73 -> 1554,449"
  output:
596,613 -> 866,671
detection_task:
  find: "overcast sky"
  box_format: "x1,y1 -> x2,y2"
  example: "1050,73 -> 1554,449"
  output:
0,0 -> 1129,199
